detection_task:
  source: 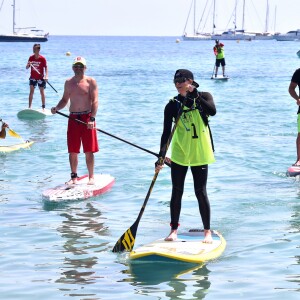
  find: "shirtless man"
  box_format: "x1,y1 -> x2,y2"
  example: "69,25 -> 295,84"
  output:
51,57 -> 99,185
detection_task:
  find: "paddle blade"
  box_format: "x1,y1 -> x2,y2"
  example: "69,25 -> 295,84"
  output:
8,128 -> 21,139
112,222 -> 138,253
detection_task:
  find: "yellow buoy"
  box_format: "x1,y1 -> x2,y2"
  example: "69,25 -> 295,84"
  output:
66,51 -> 71,56
176,39 -> 180,43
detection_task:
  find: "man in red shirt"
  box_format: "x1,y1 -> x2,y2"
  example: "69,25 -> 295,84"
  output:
26,44 -> 48,109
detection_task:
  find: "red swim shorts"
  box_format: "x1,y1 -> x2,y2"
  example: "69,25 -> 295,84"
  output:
67,113 -> 99,153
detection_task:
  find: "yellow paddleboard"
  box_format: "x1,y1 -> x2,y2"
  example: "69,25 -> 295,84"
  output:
130,229 -> 226,264
0,140 -> 34,153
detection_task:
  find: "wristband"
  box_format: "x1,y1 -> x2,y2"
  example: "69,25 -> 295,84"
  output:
89,117 -> 95,122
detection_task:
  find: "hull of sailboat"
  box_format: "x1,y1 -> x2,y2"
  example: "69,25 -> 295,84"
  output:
182,34 -> 211,41
0,34 -> 48,42
275,36 -> 300,41
211,34 -> 254,41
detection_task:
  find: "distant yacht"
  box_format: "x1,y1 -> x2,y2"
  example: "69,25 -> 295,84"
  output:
0,0 -> 49,42
275,30 -> 300,41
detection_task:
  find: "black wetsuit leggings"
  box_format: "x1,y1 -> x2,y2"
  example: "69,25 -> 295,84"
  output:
170,161 -> 210,230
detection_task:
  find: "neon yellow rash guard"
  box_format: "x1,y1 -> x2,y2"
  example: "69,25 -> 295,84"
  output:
216,47 -> 225,59
171,103 -> 215,166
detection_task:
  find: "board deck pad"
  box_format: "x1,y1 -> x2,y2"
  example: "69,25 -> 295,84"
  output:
130,229 -> 226,263
17,108 -> 52,120
211,75 -> 230,80
0,140 -> 34,153
42,174 -> 115,202
286,165 -> 300,177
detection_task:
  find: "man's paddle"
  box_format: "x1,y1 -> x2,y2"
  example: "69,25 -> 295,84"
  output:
211,64 -> 216,79
112,94 -> 189,253
0,119 -> 22,139
55,110 -> 171,167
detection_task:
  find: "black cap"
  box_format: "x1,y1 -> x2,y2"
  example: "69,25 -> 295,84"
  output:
173,69 -> 199,87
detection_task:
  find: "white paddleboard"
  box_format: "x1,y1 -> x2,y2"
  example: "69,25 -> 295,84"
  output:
211,75 -> 230,80
0,140 -> 34,153
130,229 -> 226,264
17,108 -> 52,120
286,165 -> 300,177
42,174 -> 115,202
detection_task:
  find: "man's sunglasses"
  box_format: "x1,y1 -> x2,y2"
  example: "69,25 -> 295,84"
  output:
174,77 -> 188,84
73,64 -> 84,69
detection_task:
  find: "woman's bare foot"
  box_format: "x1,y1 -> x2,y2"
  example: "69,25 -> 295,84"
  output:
203,229 -> 213,243
65,178 -> 77,185
164,229 -> 178,241
88,177 -> 95,185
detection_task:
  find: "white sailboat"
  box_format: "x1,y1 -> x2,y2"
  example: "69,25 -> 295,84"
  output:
182,0 -> 212,41
211,0 -> 274,41
244,0 -> 274,40
0,0 -> 49,42
211,0 -> 254,41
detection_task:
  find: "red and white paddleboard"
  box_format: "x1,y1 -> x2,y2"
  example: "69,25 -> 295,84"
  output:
42,174 -> 115,202
286,165 -> 300,177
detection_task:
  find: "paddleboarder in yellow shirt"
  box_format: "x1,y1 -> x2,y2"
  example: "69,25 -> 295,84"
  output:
213,40 -> 226,77
156,69 -> 216,243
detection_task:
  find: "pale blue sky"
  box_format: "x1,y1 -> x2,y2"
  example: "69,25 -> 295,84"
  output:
0,0 -> 298,36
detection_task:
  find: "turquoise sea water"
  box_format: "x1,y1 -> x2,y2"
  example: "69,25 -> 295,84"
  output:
0,36 -> 299,299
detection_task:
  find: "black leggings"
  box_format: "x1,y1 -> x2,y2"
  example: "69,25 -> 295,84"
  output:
170,161 -> 210,230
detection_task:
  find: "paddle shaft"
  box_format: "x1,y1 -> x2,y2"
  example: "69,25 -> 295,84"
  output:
112,95 -> 188,253
211,63 -> 216,78
55,110 -> 170,166
29,62 -> 58,93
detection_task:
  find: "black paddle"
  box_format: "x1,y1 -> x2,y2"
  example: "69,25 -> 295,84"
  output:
211,63 -> 216,79
112,94 -> 189,253
29,62 -> 58,93
55,110 -> 171,167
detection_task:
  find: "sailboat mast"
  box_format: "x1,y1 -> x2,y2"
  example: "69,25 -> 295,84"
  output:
265,0 -> 269,33
193,0 -> 196,36
12,0 -> 16,34
242,0 -> 245,31
212,0 -> 216,34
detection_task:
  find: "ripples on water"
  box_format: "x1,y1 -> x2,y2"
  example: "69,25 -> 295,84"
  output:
0,36 -> 299,299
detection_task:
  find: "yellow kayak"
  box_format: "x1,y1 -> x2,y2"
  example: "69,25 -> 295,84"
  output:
0,140 -> 34,153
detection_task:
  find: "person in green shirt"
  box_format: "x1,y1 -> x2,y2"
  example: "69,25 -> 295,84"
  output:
213,40 -> 226,77
156,69 -> 216,243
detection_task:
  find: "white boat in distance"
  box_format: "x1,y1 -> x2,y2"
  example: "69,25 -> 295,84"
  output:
211,0 -> 275,41
0,0 -> 49,42
275,30 -> 300,41
182,0 -> 213,41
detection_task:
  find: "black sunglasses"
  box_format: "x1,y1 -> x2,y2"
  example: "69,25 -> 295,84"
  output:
174,77 -> 188,84
73,64 -> 84,69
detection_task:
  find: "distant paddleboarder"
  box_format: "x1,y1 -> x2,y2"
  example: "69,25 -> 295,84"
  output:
288,67 -> 300,166
213,40 -> 226,77
26,44 -> 48,109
